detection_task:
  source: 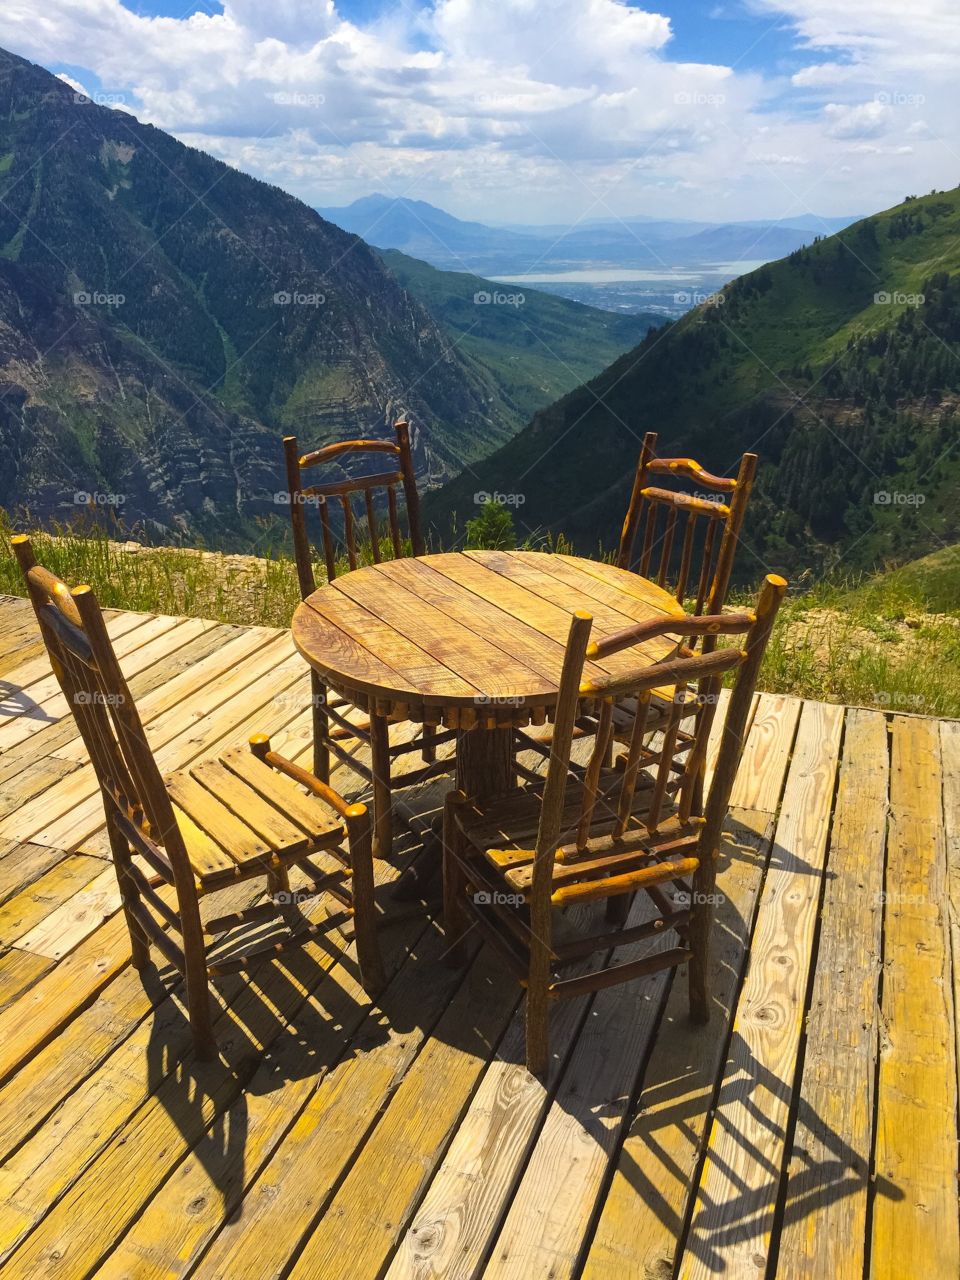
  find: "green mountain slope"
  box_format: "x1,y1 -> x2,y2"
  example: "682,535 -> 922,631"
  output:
427,188 -> 960,579
0,48 -> 536,545
379,249 -> 656,426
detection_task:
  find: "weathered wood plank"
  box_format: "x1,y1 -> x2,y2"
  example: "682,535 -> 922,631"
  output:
0,838 -> 70,906
870,716 -> 959,1280
0,621 -> 245,793
776,707 -> 888,1279
15,866 -> 121,959
941,718 -> 960,1162
0,948 -> 53,1011
3,633 -> 299,848
0,614 -> 187,753
581,698 -> 800,1279
0,853 -> 105,947
281,949 -> 521,1280
676,699 -> 843,1279
0,889 -> 344,1274
95,917 -> 458,1280
0,910 -> 135,1085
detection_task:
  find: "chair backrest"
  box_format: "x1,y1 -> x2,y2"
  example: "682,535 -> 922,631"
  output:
532,574 -> 786,905
12,537 -> 191,877
283,418 -> 424,597
617,432 -> 757,615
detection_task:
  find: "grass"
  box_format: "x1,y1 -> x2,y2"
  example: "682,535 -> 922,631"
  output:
737,547 -> 960,717
2,512 -> 957,719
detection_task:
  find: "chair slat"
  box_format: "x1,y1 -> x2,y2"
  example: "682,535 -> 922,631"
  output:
189,759 -> 312,854
165,771 -> 272,865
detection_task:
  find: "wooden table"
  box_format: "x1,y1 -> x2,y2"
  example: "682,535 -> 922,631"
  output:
291,550 -> 685,808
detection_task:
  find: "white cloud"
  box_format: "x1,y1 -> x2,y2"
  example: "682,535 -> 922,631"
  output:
0,0 -> 955,221
823,100 -> 891,139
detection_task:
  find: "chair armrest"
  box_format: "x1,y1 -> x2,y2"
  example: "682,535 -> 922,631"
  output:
248,734 -> 361,821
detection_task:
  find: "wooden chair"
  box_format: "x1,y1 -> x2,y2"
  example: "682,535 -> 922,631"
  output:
12,535 -> 384,1060
547,433 -> 760,790
617,431 -> 757,615
444,574 -> 786,1076
283,419 -> 453,858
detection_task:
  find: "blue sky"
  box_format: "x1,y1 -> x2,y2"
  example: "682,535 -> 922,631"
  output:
0,1 -> 955,222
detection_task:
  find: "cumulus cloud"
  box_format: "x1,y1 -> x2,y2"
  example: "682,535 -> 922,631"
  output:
0,0 -> 955,221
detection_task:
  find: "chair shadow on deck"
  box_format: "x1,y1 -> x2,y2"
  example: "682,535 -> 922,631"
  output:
0,681 -> 58,723
551,815 -> 902,1275
136,812 -> 459,1219
122,788 -> 899,1269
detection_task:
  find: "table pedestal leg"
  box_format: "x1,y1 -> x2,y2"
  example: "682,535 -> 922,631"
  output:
456,726 -> 516,801
390,725 -> 516,905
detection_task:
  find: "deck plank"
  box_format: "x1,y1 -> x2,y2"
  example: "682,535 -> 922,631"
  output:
582,693 -> 801,1280
676,699 -> 844,1279
870,716 -> 959,1280
941,719 -> 960,1156
776,707 -> 888,1279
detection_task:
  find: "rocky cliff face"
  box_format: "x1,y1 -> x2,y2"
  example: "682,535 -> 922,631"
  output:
0,47 -> 508,545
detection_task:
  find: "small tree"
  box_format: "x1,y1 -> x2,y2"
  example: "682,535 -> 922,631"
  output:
464,500 -> 517,549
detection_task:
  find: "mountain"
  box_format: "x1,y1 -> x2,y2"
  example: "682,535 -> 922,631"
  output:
426,188 -> 960,579
316,195 -> 541,269
318,194 -> 859,277
0,49 -> 553,546
378,250 -> 656,426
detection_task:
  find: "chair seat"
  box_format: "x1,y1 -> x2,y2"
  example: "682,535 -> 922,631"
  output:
455,768 -> 702,905
164,746 -> 346,888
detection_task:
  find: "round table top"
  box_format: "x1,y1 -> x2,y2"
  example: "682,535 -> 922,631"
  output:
291,550 -> 685,721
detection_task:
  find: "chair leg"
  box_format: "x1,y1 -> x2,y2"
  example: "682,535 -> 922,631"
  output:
175,876 -> 217,1059
442,792 -> 470,968
525,944 -> 552,1077
267,864 -> 291,898
370,712 -> 393,861
421,723 -> 437,764
687,863 -> 714,1024
311,671 -> 330,784
605,892 -> 632,926
346,804 -> 386,994
106,814 -> 151,970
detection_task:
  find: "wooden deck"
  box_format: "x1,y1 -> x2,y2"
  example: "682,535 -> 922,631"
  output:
0,592 -> 957,1279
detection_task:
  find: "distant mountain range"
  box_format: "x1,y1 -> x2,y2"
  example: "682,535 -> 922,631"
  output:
0,49 -> 647,545
427,188 -> 960,578
317,194 -> 861,276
